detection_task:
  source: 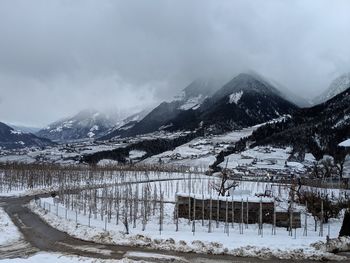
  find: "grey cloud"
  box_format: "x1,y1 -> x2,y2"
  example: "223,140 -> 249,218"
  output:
0,0 -> 350,126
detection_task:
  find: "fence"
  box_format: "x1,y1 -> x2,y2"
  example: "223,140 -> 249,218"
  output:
176,195 -> 301,229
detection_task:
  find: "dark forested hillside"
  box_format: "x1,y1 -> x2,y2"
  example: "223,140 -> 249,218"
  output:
82,130 -> 202,164
250,87 -> 350,159
0,122 -> 53,149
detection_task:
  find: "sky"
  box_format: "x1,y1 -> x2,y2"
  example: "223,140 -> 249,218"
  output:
0,0 -> 350,127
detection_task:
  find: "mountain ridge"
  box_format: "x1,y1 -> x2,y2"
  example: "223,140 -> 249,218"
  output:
0,122 -> 53,149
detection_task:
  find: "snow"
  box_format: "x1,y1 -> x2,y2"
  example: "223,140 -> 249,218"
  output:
29,178 -> 346,262
90,125 -> 99,131
312,236 -> 350,253
10,130 -> 23,135
124,252 -> 185,262
229,91 -> 243,104
179,95 -> 204,110
0,207 -> 147,263
0,208 -> 22,246
220,146 -> 314,173
97,159 -> 119,166
0,155 -> 36,164
129,150 -> 146,159
318,72 -> 350,103
334,115 -> 350,128
339,139 -> 350,147
143,126 -> 257,168
87,131 -> 95,138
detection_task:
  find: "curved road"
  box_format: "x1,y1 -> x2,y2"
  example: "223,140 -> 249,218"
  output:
0,191 -> 346,262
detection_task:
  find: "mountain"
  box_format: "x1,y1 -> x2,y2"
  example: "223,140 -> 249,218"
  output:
162,73 -> 298,133
314,73 -> 350,104
8,124 -> 41,134
100,108 -> 153,138
0,122 -> 53,149
100,78 -> 223,140
37,109 -> 119,142
250,86 -> 350,160
262,77 -> 311,108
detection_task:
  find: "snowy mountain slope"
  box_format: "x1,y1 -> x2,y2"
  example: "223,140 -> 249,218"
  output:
37,109 -> 119,142
102,74 -> 298,139
8,124 -> 41,134
0,122 -> 53,149
100,108 -> 152,139
101,78 -> 223,139
251,87 -> 350,159
164,73 -> 298,133
314,73 -> 350,104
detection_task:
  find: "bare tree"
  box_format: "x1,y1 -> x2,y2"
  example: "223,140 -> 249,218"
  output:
212,159 -> 238,196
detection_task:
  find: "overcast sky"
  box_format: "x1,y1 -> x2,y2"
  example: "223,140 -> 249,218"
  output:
0,0 -> 350,127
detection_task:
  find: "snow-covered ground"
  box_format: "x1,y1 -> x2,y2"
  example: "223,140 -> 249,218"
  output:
30,184 -> 346,261
0,208 -> 22,246
0,207 -> 37,261
220,146 -> 316,175
0,202 -> 146,262
142,126 -> 257,168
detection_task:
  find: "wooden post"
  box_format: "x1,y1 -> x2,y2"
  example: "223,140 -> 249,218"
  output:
208,195 -> 212,233
240,199 -> 243,234
289,201 -> 293,236
319,200 -> 324,237
192,195 -> 196,236
258,197 -> 263,237
202,195 -> 205,227
188,195 -> 191,225
175,194 -> 179,232
303,201 -> 308,236
273,200 -> 276,235
225,197 -> 229,236
231,195 -> 234,228
216,198 -> 220,228
88,212 -> 91,227
246,197 -> 249,228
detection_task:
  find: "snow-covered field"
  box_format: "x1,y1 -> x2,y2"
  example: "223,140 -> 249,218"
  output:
142,126 -> 257,168
220,146 -> 316,173
29,175 -> 347,261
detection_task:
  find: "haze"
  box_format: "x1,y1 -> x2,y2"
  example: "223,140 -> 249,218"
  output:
0,0 -> 350,127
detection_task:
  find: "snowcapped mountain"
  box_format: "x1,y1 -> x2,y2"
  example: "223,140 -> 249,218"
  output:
101,74 -> 298,139
164,73 -> 298,133
100,78 -> 223,139
0,122 -> 53,149
99,108 -> 152,140
314,73 -> 350,104
8,124 -> 41,134
37,109 -> 119,142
